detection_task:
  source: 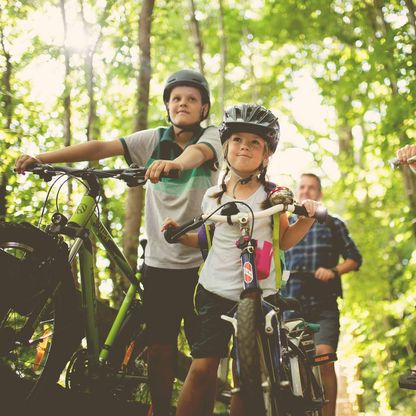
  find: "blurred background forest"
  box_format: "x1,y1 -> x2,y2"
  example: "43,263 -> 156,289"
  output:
1,0 -> 416,414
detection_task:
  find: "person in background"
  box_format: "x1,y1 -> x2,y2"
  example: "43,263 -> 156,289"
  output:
282,173 -> 362,416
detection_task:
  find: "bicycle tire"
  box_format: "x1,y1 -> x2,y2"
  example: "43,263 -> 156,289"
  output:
237,296 -> 268,415
0,222 -> 81,402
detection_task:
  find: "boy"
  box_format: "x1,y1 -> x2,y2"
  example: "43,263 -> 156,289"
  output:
16,69 -> 222,416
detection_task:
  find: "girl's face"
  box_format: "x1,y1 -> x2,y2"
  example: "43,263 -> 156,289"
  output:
167,86 -> 208,126
226,132 -> 269,176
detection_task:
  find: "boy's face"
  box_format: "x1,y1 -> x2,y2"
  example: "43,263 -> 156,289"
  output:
167,86 -> 208,126
297,175 -> 322,202
227,132 -> 268,177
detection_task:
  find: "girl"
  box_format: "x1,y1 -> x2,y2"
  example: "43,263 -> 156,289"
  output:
15,69 -> 222,416
162,103 -> 321,416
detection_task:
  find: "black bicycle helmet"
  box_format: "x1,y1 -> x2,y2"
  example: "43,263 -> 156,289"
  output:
219,104 -> 280,152
163,69 -> 210,107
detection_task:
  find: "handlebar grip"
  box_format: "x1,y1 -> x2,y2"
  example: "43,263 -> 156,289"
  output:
164,217 -> 204,244
293,204 -> 328,224
26,163 -> 48,172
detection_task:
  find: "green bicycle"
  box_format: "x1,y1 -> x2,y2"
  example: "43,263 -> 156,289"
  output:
0,164 -> 178,411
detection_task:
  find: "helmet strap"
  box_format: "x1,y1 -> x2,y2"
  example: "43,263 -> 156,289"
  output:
225,158 -> 264,199
165,105 -> 207,132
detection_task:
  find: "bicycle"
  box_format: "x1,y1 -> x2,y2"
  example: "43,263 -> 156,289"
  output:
0,163 -> 180,412
164,186 -> 335,415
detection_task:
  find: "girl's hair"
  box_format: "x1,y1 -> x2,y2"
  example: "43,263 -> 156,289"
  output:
211,138 -> 272,206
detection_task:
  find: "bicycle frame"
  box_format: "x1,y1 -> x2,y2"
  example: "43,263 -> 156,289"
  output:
53,192 -> 142,373
224,215 -> 285,394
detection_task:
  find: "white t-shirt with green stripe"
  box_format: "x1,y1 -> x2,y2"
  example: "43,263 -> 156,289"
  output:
121,125 -> 222,269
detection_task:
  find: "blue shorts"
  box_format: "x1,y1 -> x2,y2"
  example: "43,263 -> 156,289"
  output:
191,284 -> 237,359
141,264 -> 200,347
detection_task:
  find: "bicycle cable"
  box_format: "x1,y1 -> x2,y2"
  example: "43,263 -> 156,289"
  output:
54,173 -> 102,226
201,200 -> 255,239
37,169 -> 102,229
37,173 -> 66,228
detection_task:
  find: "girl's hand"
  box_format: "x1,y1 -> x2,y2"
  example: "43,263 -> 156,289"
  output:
301,199 -> 321,219
15,154 -> 43,174
146,160 -> 184,183
161,217 -> 180,232
397,144 -> 416,169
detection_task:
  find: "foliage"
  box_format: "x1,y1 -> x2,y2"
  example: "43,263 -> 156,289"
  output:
1,0 -> 416,412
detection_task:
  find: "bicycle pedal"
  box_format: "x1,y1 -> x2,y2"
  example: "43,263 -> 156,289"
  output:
311,352 -> 337,366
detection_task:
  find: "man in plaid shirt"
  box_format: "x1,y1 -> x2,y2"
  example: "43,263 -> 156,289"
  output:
282,173 -> 362,416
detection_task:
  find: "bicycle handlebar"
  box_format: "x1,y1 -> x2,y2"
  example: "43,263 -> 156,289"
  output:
164,202 -> 327,244
26,164 -> 179,186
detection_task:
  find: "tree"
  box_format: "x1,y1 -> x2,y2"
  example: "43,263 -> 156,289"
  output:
123,0 -> 155,276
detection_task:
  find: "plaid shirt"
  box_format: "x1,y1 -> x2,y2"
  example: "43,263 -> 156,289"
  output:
285,215 -> 362,273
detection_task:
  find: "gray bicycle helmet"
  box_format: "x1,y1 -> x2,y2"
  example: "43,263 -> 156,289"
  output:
163,69 -> 210,107
219,104 -> 280,152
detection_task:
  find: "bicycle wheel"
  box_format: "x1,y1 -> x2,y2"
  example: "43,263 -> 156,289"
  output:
0,222 -> 81,400
237,296 -> 271,416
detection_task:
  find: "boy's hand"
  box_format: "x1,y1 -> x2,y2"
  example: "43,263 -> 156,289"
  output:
15,154 -> 43,174
161,217 -> 179,232
146,160 -> 183,183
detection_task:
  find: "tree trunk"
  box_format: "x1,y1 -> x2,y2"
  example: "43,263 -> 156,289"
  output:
79,0 -> 114,298
187,0 -> 205,74
218,0 -> 226,115
123,0 -> 154,274
101,192 -> 124,307
60,0 -> 72,149
187,0 -> 210,124
405,0 -> 416,34
59,0 -> 75,204
337,121 -> 354,167
0,24 -> 12,220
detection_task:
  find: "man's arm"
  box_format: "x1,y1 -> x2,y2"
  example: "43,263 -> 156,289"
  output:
315,218 -> 362,282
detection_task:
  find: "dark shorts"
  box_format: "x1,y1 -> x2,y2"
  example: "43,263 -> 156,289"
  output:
191,284 -> 237,359
282,277 -> 340,350
141,264 -> 200,347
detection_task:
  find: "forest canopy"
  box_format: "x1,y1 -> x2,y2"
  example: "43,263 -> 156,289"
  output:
1,0 -> 416,413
